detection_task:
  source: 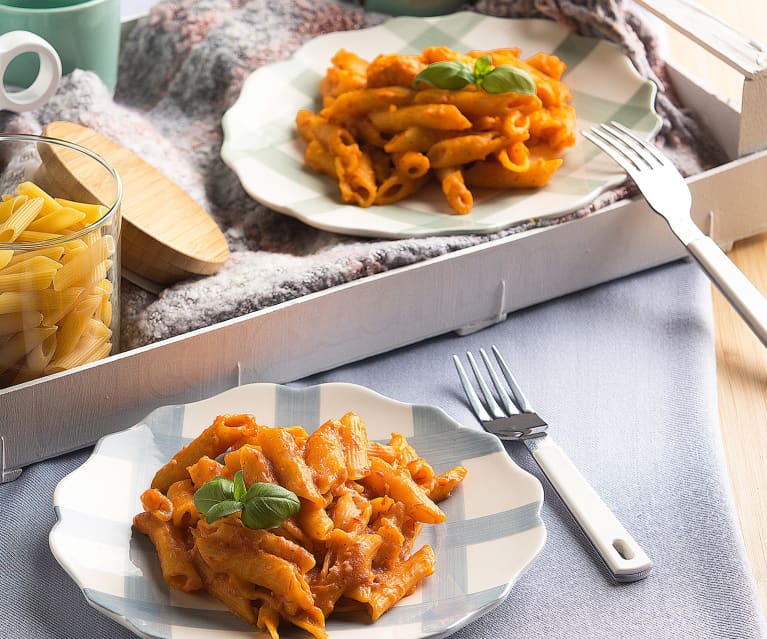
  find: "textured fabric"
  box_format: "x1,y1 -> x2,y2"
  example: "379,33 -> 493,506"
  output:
1,260 -> 764,638
0,0 -> 721,351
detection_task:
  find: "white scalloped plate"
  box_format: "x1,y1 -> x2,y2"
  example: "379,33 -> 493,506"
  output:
221,12 -> 661,238
50,382 -> 545,639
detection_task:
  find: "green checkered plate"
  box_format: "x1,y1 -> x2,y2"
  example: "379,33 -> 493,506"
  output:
50,382 -> 545,639
221,13 -> 661,238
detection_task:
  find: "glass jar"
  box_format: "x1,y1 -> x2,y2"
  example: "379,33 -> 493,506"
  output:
0,133 -> 122,388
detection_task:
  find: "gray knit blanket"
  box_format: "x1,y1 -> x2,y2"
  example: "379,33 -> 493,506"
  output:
0,0 -> 718,350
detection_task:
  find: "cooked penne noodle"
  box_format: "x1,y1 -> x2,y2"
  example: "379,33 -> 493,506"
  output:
392,151 -> 430,179
374,173 -> 427,205
427,131 -> 508,168
435,166 -> 473,215
136,414 -> 466,639
464,157 -> 562,188
368,103 -> 472,133
298,46 -> 574,214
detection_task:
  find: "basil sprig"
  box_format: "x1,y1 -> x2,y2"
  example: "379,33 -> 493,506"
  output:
413,55 -> 536,95
193,470 -> 300,529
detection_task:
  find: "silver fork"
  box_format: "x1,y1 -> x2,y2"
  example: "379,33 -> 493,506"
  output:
584,121 -> 767,347
454,346 -> 653,583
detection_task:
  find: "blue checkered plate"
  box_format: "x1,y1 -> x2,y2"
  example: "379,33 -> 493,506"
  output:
50,382 -> 545,639
221,12 -> 661,238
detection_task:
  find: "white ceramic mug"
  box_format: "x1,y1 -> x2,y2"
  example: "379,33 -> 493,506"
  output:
0,30 -> 61,112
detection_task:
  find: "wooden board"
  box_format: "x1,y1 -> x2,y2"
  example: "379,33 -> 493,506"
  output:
41,121 -> 229,285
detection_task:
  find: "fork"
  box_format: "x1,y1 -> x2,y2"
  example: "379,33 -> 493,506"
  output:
454,346 -> 653,582
584,121 -> 767,348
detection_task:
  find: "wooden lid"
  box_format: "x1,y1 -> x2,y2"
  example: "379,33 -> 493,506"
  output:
40,121 -> 229,285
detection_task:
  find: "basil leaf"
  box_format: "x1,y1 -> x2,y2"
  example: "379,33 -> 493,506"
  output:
193,476 -> 235,515
478,65 -> 536,95
204,499 -> 243,524
472,55 -> 493,83
413,61 -> 474,90
241,482 -> 301,530
233,470 -> 247,502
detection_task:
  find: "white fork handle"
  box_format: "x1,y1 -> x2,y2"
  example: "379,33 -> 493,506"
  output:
530,440 -> 653,582
686,236 -> 767,348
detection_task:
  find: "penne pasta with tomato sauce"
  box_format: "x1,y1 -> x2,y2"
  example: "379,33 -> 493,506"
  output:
134,411 -> 467,639
296,44 -> 576,215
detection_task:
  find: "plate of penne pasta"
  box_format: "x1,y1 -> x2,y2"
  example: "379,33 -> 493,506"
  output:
50,382 -> 546,639
221,12 -> 661,238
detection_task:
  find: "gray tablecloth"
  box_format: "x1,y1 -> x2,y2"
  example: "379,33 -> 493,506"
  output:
1,258 -> 765,638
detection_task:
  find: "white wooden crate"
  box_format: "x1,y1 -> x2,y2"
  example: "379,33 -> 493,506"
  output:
2,0 -> 766,481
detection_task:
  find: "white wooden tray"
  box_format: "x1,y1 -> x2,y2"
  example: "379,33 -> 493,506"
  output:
2,0 -> 766,481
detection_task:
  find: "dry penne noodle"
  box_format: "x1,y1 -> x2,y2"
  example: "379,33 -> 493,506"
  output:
0,182 -> 117,388
53,235 -> 114,290
16,181 -> 61,214
27,206 -> 86,233
54,198 -> 107,224
0,197 -> 44,242
298,45 -> 575,214
12,333 -> 57,384
0,311 -> 43,336
0,326 -> 57,373
5,246 -> 65,268
135,413 -> 466,639
0,195 -> 28,223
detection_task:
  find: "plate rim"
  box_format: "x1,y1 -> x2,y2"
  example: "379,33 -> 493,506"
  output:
220,12 -> 661,239
50,381 -> 546,639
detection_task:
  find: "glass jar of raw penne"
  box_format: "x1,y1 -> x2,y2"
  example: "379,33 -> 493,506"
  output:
0,133 -> 122,388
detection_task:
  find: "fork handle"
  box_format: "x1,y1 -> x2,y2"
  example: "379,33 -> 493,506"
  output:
530,441 -> 653,582
687,236 -> 767,348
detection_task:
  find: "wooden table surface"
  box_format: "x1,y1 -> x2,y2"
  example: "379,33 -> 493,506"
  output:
664,0 -> 767,618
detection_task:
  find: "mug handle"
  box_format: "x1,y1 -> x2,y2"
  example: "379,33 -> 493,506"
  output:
0,30 -> 62,112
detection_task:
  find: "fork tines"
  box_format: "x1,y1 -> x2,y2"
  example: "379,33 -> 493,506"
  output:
453,346 -> 548,441
583,121 -> 667,173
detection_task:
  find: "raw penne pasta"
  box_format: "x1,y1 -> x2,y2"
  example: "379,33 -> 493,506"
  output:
0,195 -> 28,223
54,198 -> 107,224
5,246 -> 65,268
16,182 -> 61,214
53,235 -> 114,290
0,311 -> 43,336
0,267 -> 58,293
27,206 -> 86,233
0,197 -> 44,242
0,326 -> 57,373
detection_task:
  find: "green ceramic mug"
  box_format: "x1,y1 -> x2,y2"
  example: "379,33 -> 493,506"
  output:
0,0 -> 120,93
